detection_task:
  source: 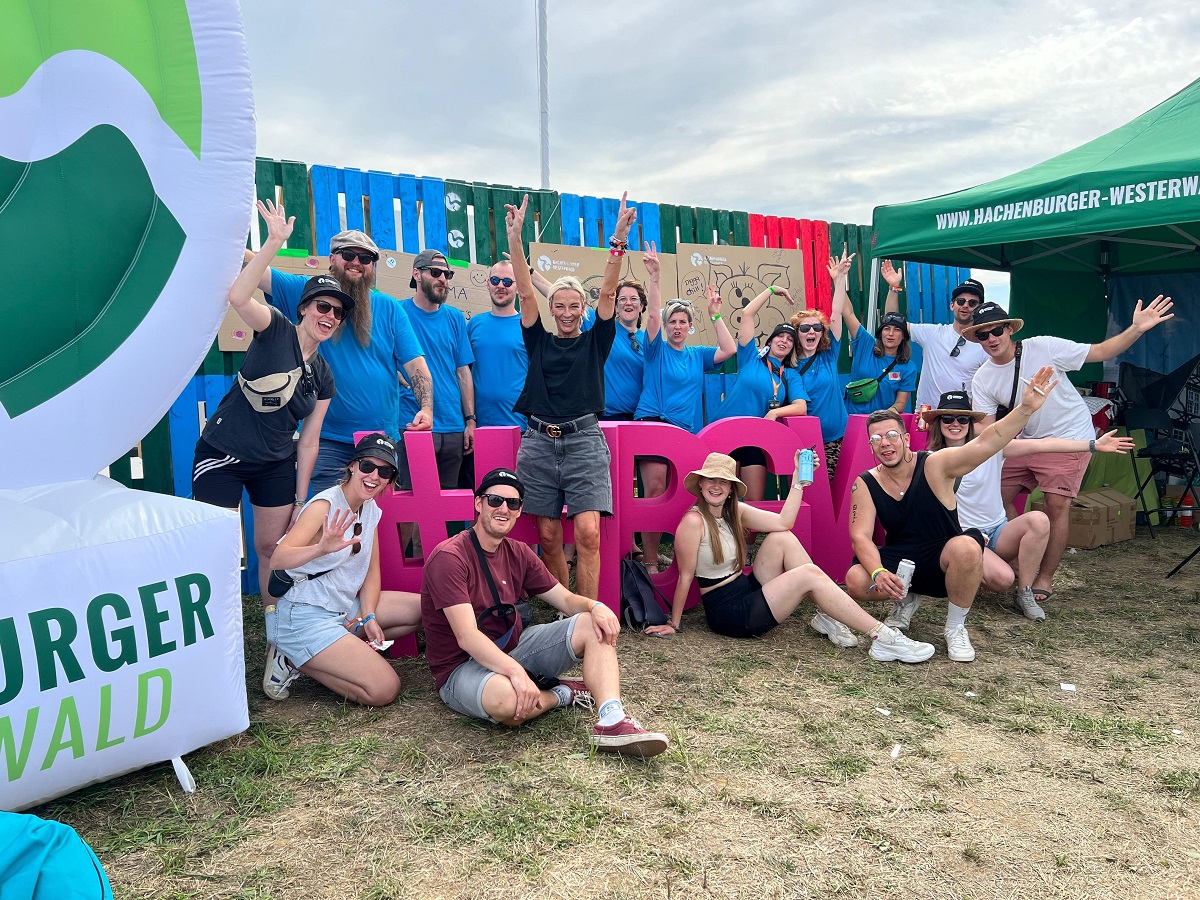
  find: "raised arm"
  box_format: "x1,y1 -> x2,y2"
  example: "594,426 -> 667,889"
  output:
738,285 -> 794,346
708,284 -> 736,364
840,280 -> 862,336
881,260 -> 903,316
597,192 -> 637,321
828,245 -> 854,343
506,196 -> 541,328
738,450 -> 807,531
1002,428 -> 1134,459
1085,295 -> 1174,363
231,200 -> 291,332
643,241 -> 661,326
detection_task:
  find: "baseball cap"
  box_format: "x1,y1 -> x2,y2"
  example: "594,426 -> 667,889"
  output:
350,433 -> 398,469
299,274 -> 355,316
475,467 -> 525,499
951,278 -> 986,302
410,248 -> 450,288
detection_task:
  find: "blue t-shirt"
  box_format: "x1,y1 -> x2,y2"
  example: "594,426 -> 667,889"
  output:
634,332 -> 718,432
846,325 -> 919,414
267,270 -> 423,442
399,299 -> 473,433
604,326 -> 647,415
468,311 -> 527,427
714,340 -> 809,420
797,332 -> 847,442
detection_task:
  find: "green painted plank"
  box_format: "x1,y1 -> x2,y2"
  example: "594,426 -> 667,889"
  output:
695,207 -> 715,245
731,211 -> 750,246
444,179 -> 471,262
279,160 -> 312,253
676,206 -> 696,245
657,204 -> 678,253
490,185 -> 520,259
140,413 -> 173,494
715,209 -> 732,245
252,157 -> 277,247
199,337 -> 223,376
108,451 -> 133,487
535,189 -> 562,244
472,182 -> 494,265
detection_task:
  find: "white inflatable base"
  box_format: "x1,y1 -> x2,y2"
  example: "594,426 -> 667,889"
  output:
0,477 -> 246,811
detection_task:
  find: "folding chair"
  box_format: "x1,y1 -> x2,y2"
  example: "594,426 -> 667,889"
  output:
1125,408 -> 1200,576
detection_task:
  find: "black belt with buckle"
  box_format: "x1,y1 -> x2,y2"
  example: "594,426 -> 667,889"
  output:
529,414 -> 598,438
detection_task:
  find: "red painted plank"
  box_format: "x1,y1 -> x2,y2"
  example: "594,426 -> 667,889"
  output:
764,215 -> 781,249
780,217 -> 800,251
748,213 -> 766,248
799,219 -> 817,312
813,219 -> 832,318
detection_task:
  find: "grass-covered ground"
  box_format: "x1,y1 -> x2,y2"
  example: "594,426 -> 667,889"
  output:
37,528 -> 1200,899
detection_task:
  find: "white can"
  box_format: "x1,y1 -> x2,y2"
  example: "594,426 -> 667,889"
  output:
896,558 -> 916,594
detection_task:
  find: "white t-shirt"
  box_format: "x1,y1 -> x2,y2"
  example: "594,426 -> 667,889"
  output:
971,335 -> 1092,441
955,452 -> 1005,531
909,323 -> 988,410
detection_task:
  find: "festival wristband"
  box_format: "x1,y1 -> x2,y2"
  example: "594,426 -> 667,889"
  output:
711,313 -> 722,322
1088,439 -> 1096,453
871,567 -> 886,582
769,285 -> 776,295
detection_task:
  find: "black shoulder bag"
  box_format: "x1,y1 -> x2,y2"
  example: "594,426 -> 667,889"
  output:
995,341 -> 1023,421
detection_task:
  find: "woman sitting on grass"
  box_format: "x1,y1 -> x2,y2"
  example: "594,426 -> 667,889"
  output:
645,452 -> 935,664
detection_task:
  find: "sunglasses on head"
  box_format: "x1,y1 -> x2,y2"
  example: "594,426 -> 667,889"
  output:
975,325 -> 1008,339
482,493 -> 523,511
310,299 -> 346,321
489,275 -> 514,287
867,429 -> 904,446
357,459 -> 397,481
940,414 -> 974,425
796,323 -> 825,333
951,296 -> 981,308
337,249 -> 377,265
422,266 -> 454,281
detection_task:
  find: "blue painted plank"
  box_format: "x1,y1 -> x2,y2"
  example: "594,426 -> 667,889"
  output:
420,177 -> 449,254
342,168 -> 367,233
310,165 -> 339,257
919,264 -> 936,325
904,262 -> 922,322
560,193 -> 581,245
601,197 -> 619,248
241,494 -> 258,595
396,174 -> 421,252
362,171 -> 395,252
168,378 -> 202,498
581,195 -> 602,248
639,202 -> 661,252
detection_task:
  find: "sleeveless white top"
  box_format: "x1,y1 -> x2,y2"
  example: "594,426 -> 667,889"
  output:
694,515 -> 742,580
284,485 -> 381,615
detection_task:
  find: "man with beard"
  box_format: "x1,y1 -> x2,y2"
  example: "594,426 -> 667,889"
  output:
249,229 -> 433,494
843,367 -> 1058,663
966,296 -> 1173,606
421,468 -> 670,757
884,267 -> 988,409
398,249 -> 474,489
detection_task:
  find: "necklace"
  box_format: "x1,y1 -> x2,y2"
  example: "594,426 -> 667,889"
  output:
876,462 -> 911,498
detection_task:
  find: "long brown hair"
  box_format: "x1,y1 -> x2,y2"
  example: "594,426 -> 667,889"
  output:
693,488 -> 747,571
927,418 -> 976,450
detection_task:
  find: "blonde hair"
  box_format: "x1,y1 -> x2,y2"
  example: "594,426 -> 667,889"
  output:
692,489 -> 747,571
549,276 -> 586,305
664,299 -> 694,323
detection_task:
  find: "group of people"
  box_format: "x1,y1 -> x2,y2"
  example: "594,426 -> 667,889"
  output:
188,194 -> 1172,758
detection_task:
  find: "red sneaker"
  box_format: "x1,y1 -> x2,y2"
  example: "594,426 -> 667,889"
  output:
590,716 -> 669,758
557,678 -> 594,711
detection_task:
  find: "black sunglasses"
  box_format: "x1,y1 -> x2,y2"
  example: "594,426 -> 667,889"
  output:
421,266 -> 455,281
311,299 -> 346,321
975,325 -> 1008,339
489,275 -> 514,287
950,335 -> 966,358
939,414 -> 974,425
628,332 -> 641,352
357,459 -> 397,481
951,296 -> 981,307
337,249 -> 377,265
349,521 -> 363,555
797,323 -> 825,333
482,493 -> 523,511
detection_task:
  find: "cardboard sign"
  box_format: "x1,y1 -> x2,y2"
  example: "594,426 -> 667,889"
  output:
527,243 -> 679,335
675,244 -> 807,349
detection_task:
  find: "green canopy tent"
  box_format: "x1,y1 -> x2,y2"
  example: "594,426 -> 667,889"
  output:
870,76 -> 1200,382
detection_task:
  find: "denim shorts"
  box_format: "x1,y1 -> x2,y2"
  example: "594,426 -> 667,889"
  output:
266,596 -> 360,667
438,617 -> 581,722
979,519 -> 1006,550
516,423 -> 612,517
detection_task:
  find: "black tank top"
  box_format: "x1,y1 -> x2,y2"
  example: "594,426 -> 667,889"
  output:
863,451 -> 963,547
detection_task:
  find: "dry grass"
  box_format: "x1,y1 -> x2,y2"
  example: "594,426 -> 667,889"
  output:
37,529 -> 1200,899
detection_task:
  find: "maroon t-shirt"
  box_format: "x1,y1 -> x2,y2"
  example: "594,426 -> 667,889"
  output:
422,529 -> 559,689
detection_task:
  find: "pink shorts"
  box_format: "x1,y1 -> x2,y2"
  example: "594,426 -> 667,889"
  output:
1001,451 -> 1090,498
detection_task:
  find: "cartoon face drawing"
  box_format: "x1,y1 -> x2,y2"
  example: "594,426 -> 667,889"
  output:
711,263 -> 792,346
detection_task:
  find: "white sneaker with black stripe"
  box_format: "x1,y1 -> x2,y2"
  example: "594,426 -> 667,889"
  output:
263,643 -> 301,700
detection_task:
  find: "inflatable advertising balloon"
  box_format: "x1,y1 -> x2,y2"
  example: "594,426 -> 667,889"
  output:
1,0 -> 254,810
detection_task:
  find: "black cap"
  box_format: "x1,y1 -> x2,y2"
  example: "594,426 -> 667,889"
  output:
476,467 -> 524,499
875,311 -> 910,342
350,433 -> 398,469
410,248 -> 450,288
951,278 -> 986,302
299,274 -> 355,317
767,323 -> 798,344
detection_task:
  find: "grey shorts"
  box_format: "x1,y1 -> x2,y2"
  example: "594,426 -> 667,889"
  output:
516,424 -> 612,518
267,596 -> 360,667
438,616 -> 581,722
398,432 -> 465,490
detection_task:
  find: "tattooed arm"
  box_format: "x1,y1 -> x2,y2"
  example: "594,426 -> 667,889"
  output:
403,358 -> 434,431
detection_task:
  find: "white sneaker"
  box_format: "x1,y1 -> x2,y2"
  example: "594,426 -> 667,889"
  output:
869,624 -> 935,663
809,611 -> 859,648
1015,587 -> 1046,622
263,643 -> 301,700
883,591 -> 922,630
944,625 -> 976,663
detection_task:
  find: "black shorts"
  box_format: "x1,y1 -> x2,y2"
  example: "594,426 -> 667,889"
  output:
870,530 -> 986,598
397,432 -> 464,490
192,438 -> 296,509
730,446 -> 767,468
599,412 -> 634,421
701,573 -> 779,638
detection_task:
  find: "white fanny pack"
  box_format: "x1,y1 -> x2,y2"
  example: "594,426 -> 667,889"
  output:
237,366 -> 303,413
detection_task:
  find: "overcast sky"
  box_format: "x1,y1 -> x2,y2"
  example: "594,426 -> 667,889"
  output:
243,3 -> 1200,301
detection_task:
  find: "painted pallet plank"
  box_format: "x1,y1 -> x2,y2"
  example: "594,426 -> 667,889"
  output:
812,220 -> 832,317
535,189 -> 562,245
639,202 -> 660,251
342,168 -> 367,234
764,215 -> 781,249
472,182 -> 495,263
657,203 -> 678,253
420,177 -> 449,255
309,164 -> 340,256
714,209 -> 732,246
581,195 -> 602,248
365,171 -> 397,252
731,211 -> 750,246
747,213 -> 766,248
168,378 -> 201,498
240,496 -> 257,595
798,219 -> 816,306
140,413 -> 174,495
251,158 -> 278,248
600,196 -> 619,248
903,262 -> 922,321
559,192 -> 582,246
695,207 -> 715,246
443,179 -> 472,262
780,217 -> 800,251
676,206 -> 696,245
279,161 -> 312,253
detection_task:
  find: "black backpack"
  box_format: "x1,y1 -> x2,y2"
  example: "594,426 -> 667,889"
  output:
620,557 -> 671,630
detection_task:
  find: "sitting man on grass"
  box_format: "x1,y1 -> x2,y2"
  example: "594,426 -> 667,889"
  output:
420,468 -> 670,758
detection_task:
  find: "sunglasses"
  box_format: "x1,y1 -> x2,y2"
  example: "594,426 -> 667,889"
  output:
311,299 -> 346,321
867,429 -> 904,446
357,459 -> 397,481
951,297 -> 981,308
482,493 -> 523,511
489,276 -> 514,287
939,414 -> 974,425
629,333 -> 641,352
975,325 -> 1008,339
421,266 -> 455,281
349,521 -> 363,555
950,335 -> 966,358
337,249 -> 377,265
796,323 -> 825,333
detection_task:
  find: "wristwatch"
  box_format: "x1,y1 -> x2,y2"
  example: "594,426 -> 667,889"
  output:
464,414 -> 477,423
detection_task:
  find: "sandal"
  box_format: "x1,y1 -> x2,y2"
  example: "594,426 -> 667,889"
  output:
1031,589 -> 1053,603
